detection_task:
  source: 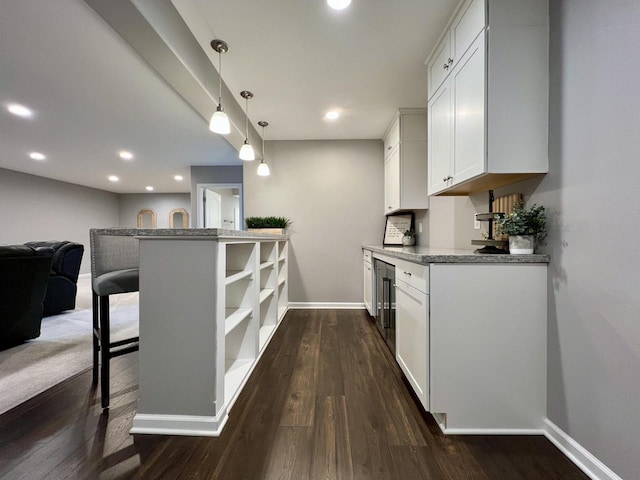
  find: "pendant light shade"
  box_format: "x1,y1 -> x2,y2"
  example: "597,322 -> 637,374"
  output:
239,142 -> 255,161
209,107 -> 230,134
239,91 -> 255,160
209,39 -> 230,135
257,161 -> 270,176
257,121 -> 270,176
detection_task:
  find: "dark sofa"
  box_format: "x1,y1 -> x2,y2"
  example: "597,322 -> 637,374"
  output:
25,241 -> 84,316
0,245 -> 53,349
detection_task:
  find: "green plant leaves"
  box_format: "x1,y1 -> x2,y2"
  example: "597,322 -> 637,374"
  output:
496,201 -> 546,237
245,216 -> 291,228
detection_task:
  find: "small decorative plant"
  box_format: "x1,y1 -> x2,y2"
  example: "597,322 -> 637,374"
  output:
496,201 -> 546,240
402,229 -> 416,246
245,216 -> 291,229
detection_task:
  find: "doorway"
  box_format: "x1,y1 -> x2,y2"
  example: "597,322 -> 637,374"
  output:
196,184 -> 243,229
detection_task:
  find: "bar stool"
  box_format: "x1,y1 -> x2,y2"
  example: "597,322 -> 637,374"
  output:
90,229 -> 140,410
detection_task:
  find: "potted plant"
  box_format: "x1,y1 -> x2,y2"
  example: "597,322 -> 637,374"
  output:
245,216 -> 291,235
496,201 -> 546,254
402,229 -> 416,246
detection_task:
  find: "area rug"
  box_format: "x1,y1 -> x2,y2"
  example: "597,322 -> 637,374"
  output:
0,304 -> 138,415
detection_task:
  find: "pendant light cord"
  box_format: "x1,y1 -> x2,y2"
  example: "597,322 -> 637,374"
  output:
245,97 -> 250,141
218,50 -> 223,107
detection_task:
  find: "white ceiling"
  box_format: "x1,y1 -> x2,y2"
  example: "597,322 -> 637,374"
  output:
0,0 -> 457,193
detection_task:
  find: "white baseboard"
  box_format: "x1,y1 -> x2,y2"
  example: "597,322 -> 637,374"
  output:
544,419 -> 623,480
131,412 -> 228,437
288,302 -> 365,309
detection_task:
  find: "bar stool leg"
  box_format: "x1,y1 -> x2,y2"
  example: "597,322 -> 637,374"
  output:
92,292 -> 99,384
100,295 -> 111,410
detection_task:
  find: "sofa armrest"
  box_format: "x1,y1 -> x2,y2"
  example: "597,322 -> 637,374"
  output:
53,243 -> 84,281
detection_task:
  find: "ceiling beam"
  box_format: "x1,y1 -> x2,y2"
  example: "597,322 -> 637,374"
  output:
84,0 -> 261,158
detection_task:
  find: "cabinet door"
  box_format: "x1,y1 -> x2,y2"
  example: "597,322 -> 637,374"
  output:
451,33 -> 486,186
384,116 -> 400,158
396,281 -> 429,410
363,260 -> 373,316
384,146 -> 400,214
451,0 -> 485,64
427,34 -> 452,100
428,81 -> 452,195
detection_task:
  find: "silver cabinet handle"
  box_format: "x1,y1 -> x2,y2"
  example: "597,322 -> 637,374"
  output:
387,146 -> 392,150
443,63 -> 449,70
404,271 -> 412,276
448,57 -> 454,64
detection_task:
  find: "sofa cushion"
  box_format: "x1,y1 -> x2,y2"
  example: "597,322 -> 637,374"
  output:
0,245 -> 38,257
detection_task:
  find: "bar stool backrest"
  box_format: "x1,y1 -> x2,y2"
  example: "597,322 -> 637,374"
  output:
89,229 -> 140,281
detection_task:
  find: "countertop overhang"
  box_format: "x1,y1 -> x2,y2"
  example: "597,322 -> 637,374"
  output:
91,228 -> 288,241
363,245 -> 550,265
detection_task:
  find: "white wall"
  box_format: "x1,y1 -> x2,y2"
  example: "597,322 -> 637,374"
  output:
118,193 -> 191,228
244,140 -> 385,304
445,2 -> 640,477
0,168 -> 119,273
539,3 -> 640,477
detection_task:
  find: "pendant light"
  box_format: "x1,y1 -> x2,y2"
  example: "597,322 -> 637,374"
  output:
209,39 -> 231,134
257,121 -> 270,176
239,91 -> 255,160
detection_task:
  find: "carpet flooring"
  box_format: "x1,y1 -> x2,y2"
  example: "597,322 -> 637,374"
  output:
0,288 -> 138,415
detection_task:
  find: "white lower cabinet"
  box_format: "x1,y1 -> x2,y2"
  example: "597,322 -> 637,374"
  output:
363,249 -> 373,316
429,263 -> 547,433
365,249 -> 547,434
395,270 -> 429,411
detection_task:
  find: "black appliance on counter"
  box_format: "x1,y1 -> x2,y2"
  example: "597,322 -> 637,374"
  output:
374,258 -> 396,355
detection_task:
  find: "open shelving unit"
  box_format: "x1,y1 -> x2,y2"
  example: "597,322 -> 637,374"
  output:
132,233 -> 289,438
259,242 -> 277,350
223,242 -> 258,407
277,240 -> 288,321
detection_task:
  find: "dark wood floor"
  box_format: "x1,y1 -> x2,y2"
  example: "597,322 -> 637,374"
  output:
0,309 -> 588,480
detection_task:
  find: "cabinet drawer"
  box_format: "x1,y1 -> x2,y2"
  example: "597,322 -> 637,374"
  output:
383,116 -> 400,156
363,249 -> 372,263
395,258 -> 428,293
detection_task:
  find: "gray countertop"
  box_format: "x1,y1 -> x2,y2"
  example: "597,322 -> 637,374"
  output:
91,227 -> 288,241
363,245 -> 550,264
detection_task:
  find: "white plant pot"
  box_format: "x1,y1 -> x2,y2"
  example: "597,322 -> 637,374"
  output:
402,236 -> 416,246
508,235 -> 535,254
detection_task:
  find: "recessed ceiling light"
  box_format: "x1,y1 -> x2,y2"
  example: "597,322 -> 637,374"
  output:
145,186 -> 154,191
108,175 -> 119,182
119,150 -> 134,160
29,152 -> 46,161
325,110 -> 340,120
327,0 -> 351,10
174,175 -> 184,181
7,103 -> 33,118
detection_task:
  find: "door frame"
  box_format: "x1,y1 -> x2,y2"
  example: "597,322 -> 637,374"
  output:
196,183 -> 244,229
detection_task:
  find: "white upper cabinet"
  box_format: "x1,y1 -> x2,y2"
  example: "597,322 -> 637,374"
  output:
426,0 -> 549,196
427,0 -> 484,101
383,109 -> 429,214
